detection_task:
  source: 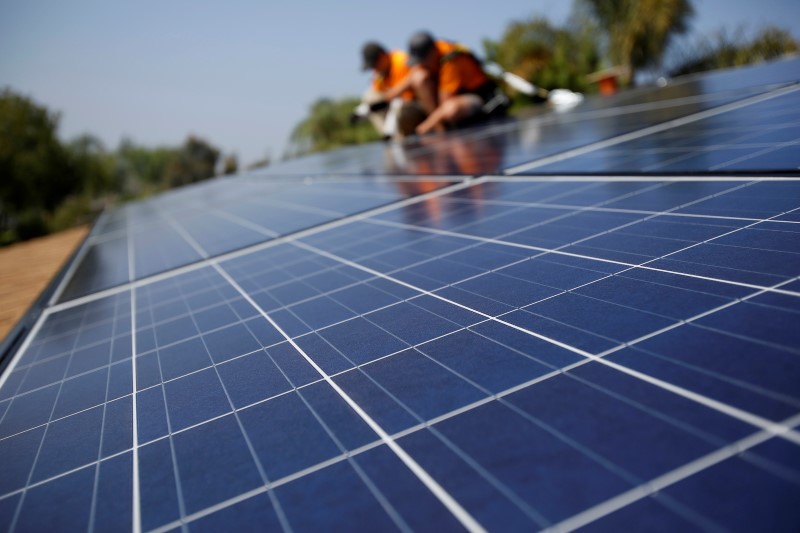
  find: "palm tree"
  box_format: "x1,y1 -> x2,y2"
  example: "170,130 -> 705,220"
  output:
582,0 -> 694,82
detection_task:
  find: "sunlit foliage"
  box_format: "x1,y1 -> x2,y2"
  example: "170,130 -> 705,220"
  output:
287,97 -> 382,158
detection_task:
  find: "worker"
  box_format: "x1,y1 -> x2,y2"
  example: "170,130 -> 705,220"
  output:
402,31 -> 509,135
357,41 -> 427,139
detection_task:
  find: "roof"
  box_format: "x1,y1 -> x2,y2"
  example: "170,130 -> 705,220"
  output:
0,226 -> 89,343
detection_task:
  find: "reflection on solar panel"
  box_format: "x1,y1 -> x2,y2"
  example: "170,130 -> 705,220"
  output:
1,59 -> 799,532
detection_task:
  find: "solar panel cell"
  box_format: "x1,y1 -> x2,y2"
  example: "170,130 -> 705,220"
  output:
139,438 -> 181,530
418,329 -> 553,393
650,244 -> 798,286
354,445 -> 468,530
287,295 -> 358,331
398,428 -> 547,529
136,386 -> 168,444
332,371 -> 418,434
60,237 -> 130,301
216,350 -> 292,409
362,349 -> 488,420
0,426 -> 44,495
263,342 -> 319,387
0,494 -> 19,531
292,333 -> 357,375
750,284 -> 800,311
163,369 -> 230,431
273,457 -> 399,531
507,372 -> 719,480
63,341 -> 110,377
470,320 -> 585,369
51,367 -> 107,419
202,323 -> 261,364
312,317 -> 407,366
297,381 -> 376,450
101,395 -> 133,458
607,333 -> 799,419
238,392 -> 342,481
133,226 -> 202,280
189,492 -> 282,532
428,400 -> 634,524
15,464 -> 95,532
0,384 -> 59,439
661,452 -> 800,531
573,362 -> 754,442
695,302 -> 800,352
580,274 -> 730,316
94,452 -> 134,531
156,337 -> 212,381
32,406 -> 103,482
172,415 -> 263,514
15,357 -> 69,394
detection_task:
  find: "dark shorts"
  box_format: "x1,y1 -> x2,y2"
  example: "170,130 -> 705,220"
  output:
470,81 -> 500,104
451,82 -> 509,128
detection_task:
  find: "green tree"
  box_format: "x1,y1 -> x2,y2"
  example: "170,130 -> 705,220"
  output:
161,135 -> 220,187
116,138 -> 178,191
65,134 -> 115,196
0,88 -> 80,242
746,27 -> 799,61
222,154 -> 238,175
581,0 -> 694,82
287,97 -> 381,157
669,26 -> 799,76
483,15 -> 600,97
0,89 -> 230,244
42,134 -> 118,232
246,153 -> 271,171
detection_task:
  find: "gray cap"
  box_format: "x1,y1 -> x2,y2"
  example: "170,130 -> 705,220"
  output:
361,41 -> 386,71
407,31 -> 435,66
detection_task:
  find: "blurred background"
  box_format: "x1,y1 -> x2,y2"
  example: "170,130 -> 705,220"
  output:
1,0 -> 799,245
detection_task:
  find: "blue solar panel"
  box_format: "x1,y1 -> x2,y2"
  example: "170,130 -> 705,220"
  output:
529,88 -> 800,174
56,178 -> 445,302
1,58 -> 799,532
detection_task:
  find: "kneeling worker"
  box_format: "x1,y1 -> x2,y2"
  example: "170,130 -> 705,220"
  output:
405,31 -> 508,135
358,41 -> 427,139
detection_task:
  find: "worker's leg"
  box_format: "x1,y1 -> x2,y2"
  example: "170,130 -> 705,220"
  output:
396,102 -> 427,137
443,94 -> 483,125
416,94 -> 482,135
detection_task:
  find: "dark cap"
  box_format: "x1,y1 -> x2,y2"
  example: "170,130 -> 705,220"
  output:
407,31 -> 435,66
361,41 -> 386,71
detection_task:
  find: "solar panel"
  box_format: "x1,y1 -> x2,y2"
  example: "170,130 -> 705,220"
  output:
520,87 -> 800,174
1,59 -> 799,532
56,178 -> 447,302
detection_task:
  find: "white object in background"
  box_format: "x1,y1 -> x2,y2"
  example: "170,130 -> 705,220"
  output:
502,72 -> 538,96
548,89 -> 584,111
483,62 -> 539,96
353,102 -> 370,118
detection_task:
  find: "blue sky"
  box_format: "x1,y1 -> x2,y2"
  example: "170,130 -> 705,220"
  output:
1,0 -> 798,167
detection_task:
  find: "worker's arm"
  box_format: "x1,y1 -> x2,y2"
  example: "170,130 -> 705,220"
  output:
382,75 -> 413,102
438,89 -> 456,107
416,91 -> 452,135
414,63 -> 456,134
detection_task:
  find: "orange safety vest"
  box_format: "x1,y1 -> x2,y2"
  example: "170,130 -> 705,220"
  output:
372,50 -> 415,101
432,40 -> 491,98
